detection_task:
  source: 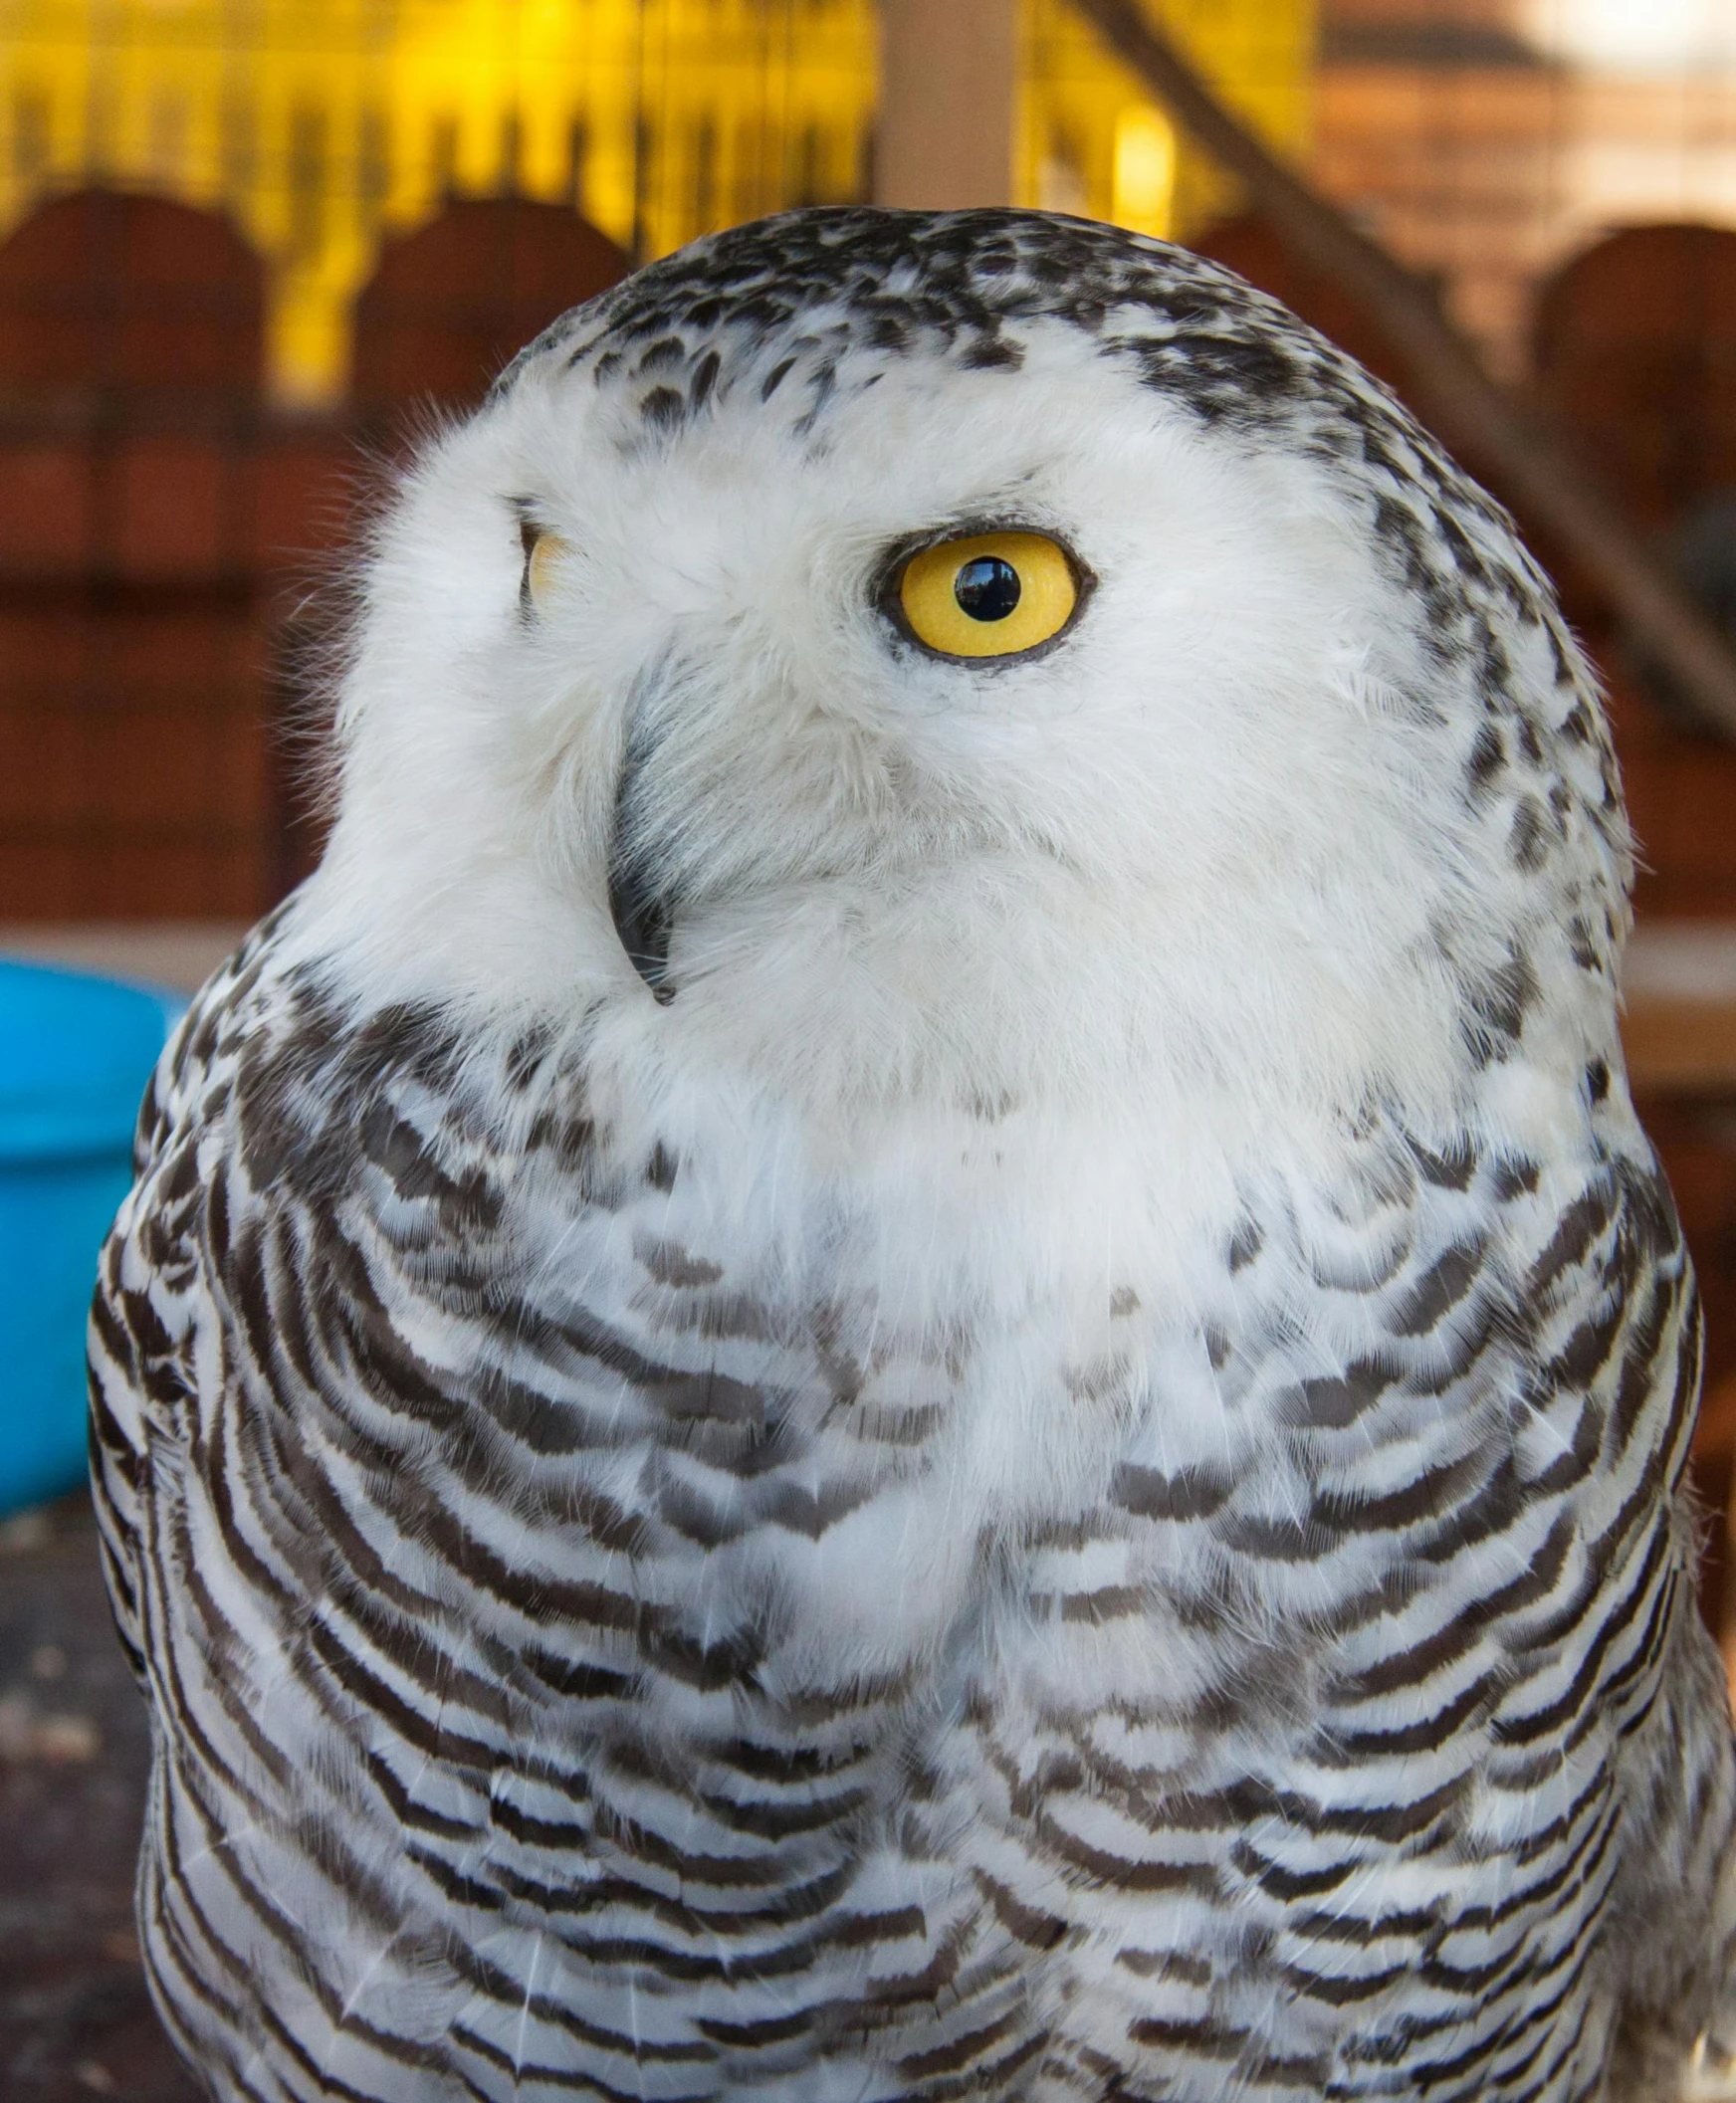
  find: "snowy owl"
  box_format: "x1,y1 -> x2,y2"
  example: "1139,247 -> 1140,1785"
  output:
90,208 -> 1736,2102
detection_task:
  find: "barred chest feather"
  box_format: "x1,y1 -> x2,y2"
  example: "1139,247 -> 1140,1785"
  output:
87,924 -> 1736,2103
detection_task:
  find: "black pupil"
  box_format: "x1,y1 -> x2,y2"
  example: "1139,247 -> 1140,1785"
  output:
954,555 -> 1021,623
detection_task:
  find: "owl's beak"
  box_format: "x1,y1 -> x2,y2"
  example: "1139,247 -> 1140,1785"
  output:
606,715 -> 677,1005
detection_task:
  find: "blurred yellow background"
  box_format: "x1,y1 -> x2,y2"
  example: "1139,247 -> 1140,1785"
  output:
0,0 -> 1314,401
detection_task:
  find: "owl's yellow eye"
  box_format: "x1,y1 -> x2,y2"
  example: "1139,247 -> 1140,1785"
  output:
896,530 -> 1080,660
521,523 -> 571,609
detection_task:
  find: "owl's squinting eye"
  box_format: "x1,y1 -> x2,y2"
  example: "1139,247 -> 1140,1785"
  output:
894,529 -> 1082,661
519,517 -> 571,611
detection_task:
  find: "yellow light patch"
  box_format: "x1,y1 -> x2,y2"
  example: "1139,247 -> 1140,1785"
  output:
1113,105 -> 1177,239
897,530 -> 1079,661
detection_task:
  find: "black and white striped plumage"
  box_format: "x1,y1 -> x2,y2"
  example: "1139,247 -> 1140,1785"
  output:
92,209 -> 1736,2101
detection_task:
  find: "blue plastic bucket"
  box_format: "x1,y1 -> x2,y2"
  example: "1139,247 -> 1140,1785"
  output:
0,961 -> 182,1516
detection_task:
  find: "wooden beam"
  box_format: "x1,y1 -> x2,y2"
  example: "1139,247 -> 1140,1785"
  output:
1066,0 -> 1736,742
874,0 -> 1017,211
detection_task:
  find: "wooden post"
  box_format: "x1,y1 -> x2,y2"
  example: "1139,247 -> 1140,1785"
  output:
875,0 -> 1017,211
1067,0 -> 1736,743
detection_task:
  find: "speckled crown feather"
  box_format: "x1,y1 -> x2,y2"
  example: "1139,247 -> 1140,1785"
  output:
498,206 -> 1597,762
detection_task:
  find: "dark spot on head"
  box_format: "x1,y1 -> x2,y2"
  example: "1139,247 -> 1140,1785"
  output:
640,386 -> 686,429
635,334 -> 687,374
690,348 -> 722,410
961,332 -> 1022,371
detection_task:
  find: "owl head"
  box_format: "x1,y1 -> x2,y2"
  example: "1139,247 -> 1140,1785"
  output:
307,209 -> 1627,1143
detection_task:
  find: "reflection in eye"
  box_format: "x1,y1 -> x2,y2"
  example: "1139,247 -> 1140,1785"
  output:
897,530 -> 1079,660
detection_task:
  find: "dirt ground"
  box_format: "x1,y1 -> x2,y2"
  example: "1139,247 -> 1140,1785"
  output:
0,1493 -> 199,2101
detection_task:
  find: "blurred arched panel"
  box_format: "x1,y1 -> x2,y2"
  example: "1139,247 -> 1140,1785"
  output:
1531,228 -> 1736,934
0,189 -> 264,405
0,189 -> 275,922
1534,224 -> 1736,529
352,199 -> 630,417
